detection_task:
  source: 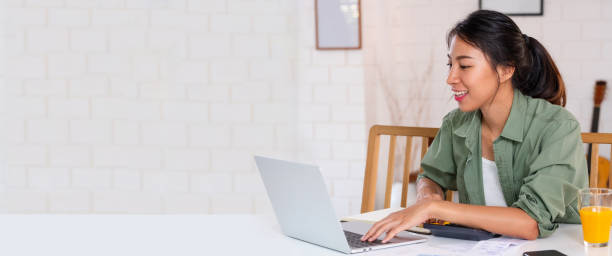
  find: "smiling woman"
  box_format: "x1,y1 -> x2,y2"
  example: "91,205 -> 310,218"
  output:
361,10 -> 588,243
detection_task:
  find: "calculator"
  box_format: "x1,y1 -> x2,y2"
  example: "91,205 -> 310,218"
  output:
422,222 -> 500,241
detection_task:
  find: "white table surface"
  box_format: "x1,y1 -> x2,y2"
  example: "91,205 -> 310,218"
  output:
0,214 -> 609,256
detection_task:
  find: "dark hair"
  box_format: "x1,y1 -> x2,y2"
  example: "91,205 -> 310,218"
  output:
447,10 -> 566,106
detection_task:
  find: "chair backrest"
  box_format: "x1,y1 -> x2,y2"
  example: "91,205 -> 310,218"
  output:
361,125 -> 440,213
582,133 -> 612,188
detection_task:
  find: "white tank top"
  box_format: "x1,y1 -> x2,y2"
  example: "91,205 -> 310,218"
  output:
481,157 -> 508,207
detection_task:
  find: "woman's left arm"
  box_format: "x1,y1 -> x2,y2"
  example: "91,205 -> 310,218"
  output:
361,200 -> 538,243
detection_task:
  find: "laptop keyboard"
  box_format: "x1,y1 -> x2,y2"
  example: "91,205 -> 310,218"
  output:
344,230 -> 383,248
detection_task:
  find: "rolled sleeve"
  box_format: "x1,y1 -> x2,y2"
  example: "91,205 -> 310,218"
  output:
511,119 -> 588,238
419,115 -> 458,192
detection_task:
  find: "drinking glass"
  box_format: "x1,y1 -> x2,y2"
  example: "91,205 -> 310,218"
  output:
579,188 -> 612,247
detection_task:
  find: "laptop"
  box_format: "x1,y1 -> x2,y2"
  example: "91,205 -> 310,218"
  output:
254,156 -> 427,254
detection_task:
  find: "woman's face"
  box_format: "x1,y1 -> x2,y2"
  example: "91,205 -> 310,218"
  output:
446,36 -> 502,112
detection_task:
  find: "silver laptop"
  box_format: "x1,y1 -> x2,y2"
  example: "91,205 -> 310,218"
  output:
254,156 -> 427,254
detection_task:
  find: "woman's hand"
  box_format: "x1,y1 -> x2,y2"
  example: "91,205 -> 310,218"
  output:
360,200 -> 438,243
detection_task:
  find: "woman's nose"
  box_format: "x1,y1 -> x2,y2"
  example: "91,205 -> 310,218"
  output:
446,68 -> 459,86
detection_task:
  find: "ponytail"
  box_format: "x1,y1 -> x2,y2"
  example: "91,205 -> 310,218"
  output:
513,36 -> 566,106
448,10 -> 566,106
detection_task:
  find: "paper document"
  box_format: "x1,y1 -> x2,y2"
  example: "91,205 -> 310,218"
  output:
341,207 -> 431,234
429,236 -> 529,256
469,237 -> 529,255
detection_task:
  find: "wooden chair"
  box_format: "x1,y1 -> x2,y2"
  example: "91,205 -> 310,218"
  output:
360,125 -> 441,213
582,132 -> 612,188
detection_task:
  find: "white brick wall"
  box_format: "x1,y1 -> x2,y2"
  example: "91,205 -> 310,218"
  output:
71,30 -> 107,52
27,119 -> 69,143
165,149 -> 209,171
48,9 -> 90,27
1,0 -> 609,217
163,193 -> 209,213
72,169 -> 112,189
9,56 -> 45,78
210,60 -> 248,83
5,189 -> 47,213
48,98 -> 89,118
191,173 -> 232,194
27,28 -> 69,53
29,168 -> 70,190
113,169 -> 141,191
0,0 -> 303,214
26,80 -> 67,96
48,189 -> 90,213
70,120 -> 112,143
49,146 -> 91,167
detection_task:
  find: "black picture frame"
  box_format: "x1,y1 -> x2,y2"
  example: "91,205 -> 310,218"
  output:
479,0 -> 544,16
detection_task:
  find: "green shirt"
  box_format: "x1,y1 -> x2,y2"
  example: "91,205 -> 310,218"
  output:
419,89 -> 588,238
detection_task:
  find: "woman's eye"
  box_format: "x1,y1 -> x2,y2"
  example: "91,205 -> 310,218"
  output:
446,63 -> 452,68
459,65 -> 471,69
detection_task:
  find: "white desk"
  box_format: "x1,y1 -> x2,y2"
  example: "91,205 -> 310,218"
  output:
0,214 -> 609,256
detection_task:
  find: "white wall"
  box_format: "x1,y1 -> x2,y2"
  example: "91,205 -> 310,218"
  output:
0,0 -> 610,216
295,1 -> 368,218
1,0 -> 300,214
0,0 -> 369,216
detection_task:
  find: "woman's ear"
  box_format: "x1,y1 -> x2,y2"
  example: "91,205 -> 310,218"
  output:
496,65 -> 515,84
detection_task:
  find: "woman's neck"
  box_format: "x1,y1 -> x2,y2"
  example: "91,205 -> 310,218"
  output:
480,84 -> 514,136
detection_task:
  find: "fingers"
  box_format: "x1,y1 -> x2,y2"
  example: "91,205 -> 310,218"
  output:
360,222 -> 377,241
370,221 -> 396,242
361,218 -> 386,241
382,219 -> 423,243
363,217 -> 425,244
360,218 -> 391,241
382,226 -> 405,243
364,220 -> 409,244
365,221 -> 397,242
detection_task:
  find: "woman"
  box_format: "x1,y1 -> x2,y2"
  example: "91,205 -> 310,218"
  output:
361,10 -> 588,242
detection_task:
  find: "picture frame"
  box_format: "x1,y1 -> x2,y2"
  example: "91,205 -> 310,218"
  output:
479,0 -> 544,16
315,0 -> 362,50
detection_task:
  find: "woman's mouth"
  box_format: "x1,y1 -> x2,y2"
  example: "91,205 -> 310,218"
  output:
453,90 -> 468,102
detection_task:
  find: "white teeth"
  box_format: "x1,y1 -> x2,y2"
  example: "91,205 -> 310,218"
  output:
453,90 -> 468,96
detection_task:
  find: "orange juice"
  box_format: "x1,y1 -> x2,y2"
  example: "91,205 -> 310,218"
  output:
580,206 -> 612,244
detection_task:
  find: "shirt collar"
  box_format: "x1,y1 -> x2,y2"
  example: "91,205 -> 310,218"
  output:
499,89 -> 526,142
453,110 -> 480,139
453,88 -> 526,143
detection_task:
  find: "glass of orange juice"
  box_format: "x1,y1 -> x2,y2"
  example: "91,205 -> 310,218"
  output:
579,188 -> 612,247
